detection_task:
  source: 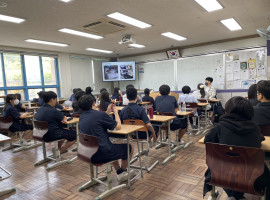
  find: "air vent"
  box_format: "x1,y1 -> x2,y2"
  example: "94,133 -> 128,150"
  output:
79,18 -> 128,36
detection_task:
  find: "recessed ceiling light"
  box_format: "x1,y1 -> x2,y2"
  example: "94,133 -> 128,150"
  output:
107,12 -> 151,29
128,44 -> 146,48
220,18 -> 242,31
161,32 -> 187,41
0,14 -> 25,23
59,28 -> 103,39
60,0 -> 72,2
86,48 -> 113,54
194,0 -> 223,12
25,39 -> 69,47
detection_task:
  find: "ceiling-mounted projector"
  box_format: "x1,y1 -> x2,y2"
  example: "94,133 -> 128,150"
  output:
118,34 -> 136,44
257,25 -> 270,40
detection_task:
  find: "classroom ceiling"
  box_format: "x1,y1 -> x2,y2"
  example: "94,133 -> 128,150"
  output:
0,0 -> 269,57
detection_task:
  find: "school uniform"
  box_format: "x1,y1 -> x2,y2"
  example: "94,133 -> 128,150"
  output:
35,104 -> 76,142
123,94 -> 142,105
100,101 -> 110,111
120,103 -> 157,139
178,94 -> 198,125
79,109 -> 131,164
203,113 -> 268,199
3,104 -> 33,132
142,95 -> 155,110
249,98 -> 259,106
155,95 -> 187,130
38,98 -> 63,110
112,94 -> 122,101
38,98 -> 44,106
192,90 -> 211,110
15,102 -> 25,112
86,93 -> 96,102
72,101 -> 83,114
69,94 -> 75,101
253,102 -> 270,125
205,85 -> 216,99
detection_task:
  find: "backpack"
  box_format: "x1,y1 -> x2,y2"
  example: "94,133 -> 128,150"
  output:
212,102 -> 225,123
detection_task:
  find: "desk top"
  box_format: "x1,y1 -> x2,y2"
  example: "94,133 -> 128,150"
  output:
115,101 -> 122,103
198,136 -> 270,152
65,117 -> 79,125
20,113 -> 35,119
0,134 -> 11,143
148,115 -> 176,122
197,103 -> 210,107
176,111 -> 193,116
62,107 -> 73,112
138,102 -> 151,105
28,106 -> 40,110
116,106 -> 124,111
108,124 -> 144,135
208,99 -> 221,103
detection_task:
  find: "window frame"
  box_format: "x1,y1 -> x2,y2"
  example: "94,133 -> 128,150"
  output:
0,53 -> 61,100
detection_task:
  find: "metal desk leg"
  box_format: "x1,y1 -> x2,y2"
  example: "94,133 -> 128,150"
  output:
135,131 -> 143,178
162,121 -> 176,165
127,136 -> 130,188
68,123 -> 79,164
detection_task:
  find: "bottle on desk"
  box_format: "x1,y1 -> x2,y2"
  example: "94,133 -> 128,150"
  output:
148,107 -> 154,119
28,101 -> 31,109
182,102 -> 186,113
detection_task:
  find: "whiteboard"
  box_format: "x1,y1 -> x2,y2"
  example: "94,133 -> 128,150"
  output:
138,60 -> 174,91
177,54 -> 225,91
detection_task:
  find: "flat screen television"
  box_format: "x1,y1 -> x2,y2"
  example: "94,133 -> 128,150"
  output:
102,61 -> 135,81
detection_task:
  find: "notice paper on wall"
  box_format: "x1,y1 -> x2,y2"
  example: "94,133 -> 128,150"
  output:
234,80 -> 242,89
227,73 -> 233,81
240,70 -> 249,80
233,71 -> 241,80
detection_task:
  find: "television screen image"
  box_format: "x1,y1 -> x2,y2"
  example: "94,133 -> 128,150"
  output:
102,61 -> 135,81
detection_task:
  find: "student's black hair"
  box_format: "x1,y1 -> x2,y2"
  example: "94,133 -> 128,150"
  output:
182,86 -> 191,94
247,84 -> 257,100
144,88 -> 150,96
159,85 -> 170,96
100,91 -> 111,111
257,80 -> 270,100
205,77 -> 213,83
100,88 -> 107,93
15,93 -> 22,101
75,90 -> 86,101
126,87 -> 137,101
197,83 -> 206,98
4,94 -> 15,111
126,84 -> 134,90
85,87 -> 93,94
225,96 -> 253,120
43,91 -> 57,103
113,87 -> 120,96
78,95 -> 94,111
37,91 -> 44,98
73,88 -> 77,94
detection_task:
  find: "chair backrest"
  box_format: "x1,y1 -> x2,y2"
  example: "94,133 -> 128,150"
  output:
206,142 -> 265,196
259,125 -> 270,136
180,102 -> 197,109
198,99 -> 207,103
33,121 -> 49,141
0,116 -> 13,133
71,113 -> 81,118
78,133 -> 99,163
149,92 -> 160,100
123,119 -> 148,132
154,111 -> 173,116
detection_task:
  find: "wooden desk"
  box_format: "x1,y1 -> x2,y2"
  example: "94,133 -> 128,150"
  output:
138,102 -> 151,105
197,103 -> 210,107
108,106 -> 125,115
0,134 -> 16,197
109,124 -> 144,188
176,111 -> 193,116
208,99 -> 221,103
62,107 -> 73,112
149,115 -> 176,165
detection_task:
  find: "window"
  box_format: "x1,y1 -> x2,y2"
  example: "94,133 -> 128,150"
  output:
42,57 -> 57,85
3,54 -> 23,87
25,55 -> 42,86
0,53 -> 60,100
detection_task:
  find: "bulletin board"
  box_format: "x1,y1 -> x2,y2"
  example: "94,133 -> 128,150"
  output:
225,47 -> 267,89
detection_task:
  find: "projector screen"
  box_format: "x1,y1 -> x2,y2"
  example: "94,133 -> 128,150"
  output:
102,61 -> 135,81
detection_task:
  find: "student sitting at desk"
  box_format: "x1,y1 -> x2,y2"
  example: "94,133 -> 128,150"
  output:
85,86 -> 96,102
78,95 -> 135,183
120,87 -> 157,146
253,80 -> 270,125
155,85 -> 187,144
38,90 -> 67,111
142,88 -> 155,110
111,87 -> 123,101
205,77 -> 216,99
69,88 -> 78,102
72,90 -> 86,114
203,96 -> 269,200
14,93 -> 26,112
3,94 -> 33,140
35,91 -> 76,154
247,84 -> 259,106
192,83 -> 211,110
123,84 -> 142,105
99,91 -> 111,112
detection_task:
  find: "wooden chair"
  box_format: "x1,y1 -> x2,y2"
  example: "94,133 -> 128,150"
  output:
123,119 -> 158,172
33,121 -> 69,171
77,133 -> 126,199
205,142 -> 265,200
259,125 -> 270,136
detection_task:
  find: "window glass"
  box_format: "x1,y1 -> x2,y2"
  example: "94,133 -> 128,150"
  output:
0,56 -> 4,87
25,55 -> 42,86
44,88 -> 57,95
0,90 -> 5,103
28,89 -> 42,100
7,90 -> 25,100
42,57 -> 57,85
3,54 -> 23,86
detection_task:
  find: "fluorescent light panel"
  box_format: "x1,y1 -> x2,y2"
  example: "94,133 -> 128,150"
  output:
86,48 -> 113,54
128,44 -> 146,48
59,28 -> 103,39
220,18 -> 242,31
60,0 -> 72,2
25,39 -> 68,47
161,32 -> 187,41
0,14 -> 25,23
194,0 -> 223,12
107,12 -> 151,29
